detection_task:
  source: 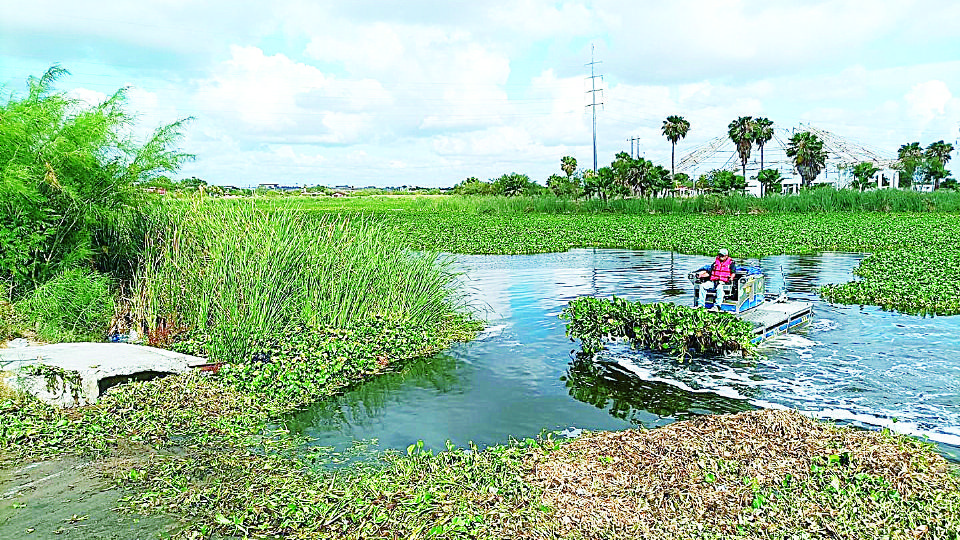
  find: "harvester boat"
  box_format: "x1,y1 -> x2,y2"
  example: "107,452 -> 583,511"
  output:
688,265 -> 813,345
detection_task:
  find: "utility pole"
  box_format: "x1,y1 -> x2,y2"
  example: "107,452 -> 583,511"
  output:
586,44 -> 603,173
629,136 -> 641,158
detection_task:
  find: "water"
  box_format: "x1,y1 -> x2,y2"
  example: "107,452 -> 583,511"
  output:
286,249 -> 960,462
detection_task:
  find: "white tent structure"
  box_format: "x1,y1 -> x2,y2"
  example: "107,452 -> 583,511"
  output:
674,124 -> 899,196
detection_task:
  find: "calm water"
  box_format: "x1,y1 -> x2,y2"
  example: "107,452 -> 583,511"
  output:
286,249 -> 960,461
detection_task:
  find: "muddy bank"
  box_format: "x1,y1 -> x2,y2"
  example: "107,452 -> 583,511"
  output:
0,457 -> 176,539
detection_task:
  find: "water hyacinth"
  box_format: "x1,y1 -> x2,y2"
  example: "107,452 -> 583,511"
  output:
560,296 -> 755,358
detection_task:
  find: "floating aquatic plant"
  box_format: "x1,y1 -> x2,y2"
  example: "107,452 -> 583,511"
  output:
560,296 -> 755,358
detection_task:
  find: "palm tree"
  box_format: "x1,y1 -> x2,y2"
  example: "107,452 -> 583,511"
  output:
728,116 -> 754,183
756,169 -> 782,196
752,118 -> 774,171
752,118 -> 774,196
897,142 -> 924,188
926,140 -> 954,165
785,131 -> 827,188
925,141 -> 953,191
661,115 -> 690,184
560,156 -> 578,178
850,162 -> 880,192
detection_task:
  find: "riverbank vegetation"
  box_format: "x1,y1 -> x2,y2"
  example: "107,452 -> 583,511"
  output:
5,378 -> 958,538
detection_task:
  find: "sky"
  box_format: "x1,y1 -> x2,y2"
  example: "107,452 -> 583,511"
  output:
2,0 -> 959,188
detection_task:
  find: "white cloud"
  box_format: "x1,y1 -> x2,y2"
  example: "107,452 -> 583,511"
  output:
905,81 -> 953,123
65,87 -> 108,107
10,0 -> 960,187
194,45 -> 390,143
303,21 -> 512,135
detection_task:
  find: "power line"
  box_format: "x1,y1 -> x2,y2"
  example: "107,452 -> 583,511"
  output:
585,43 -> 603,173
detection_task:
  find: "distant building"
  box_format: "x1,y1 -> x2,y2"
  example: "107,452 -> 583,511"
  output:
258,183 -> 280,190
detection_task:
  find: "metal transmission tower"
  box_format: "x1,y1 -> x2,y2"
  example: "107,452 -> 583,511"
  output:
585,44 -> 603,173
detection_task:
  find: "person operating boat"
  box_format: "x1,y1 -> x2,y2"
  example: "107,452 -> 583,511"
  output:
696,248 -> 735,311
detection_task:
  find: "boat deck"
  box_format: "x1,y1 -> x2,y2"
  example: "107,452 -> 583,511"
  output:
739,300 -> 814,343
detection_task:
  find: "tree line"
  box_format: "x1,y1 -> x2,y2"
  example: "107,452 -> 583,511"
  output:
455,115 -> 955,198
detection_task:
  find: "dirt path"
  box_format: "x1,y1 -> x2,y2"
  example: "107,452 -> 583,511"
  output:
0,457 -> 176,539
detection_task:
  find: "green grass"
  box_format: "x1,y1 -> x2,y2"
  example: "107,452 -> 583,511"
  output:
14,268 -> 115,342
276,188 -> 960,215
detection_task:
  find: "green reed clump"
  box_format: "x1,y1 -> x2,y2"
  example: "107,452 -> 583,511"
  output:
14,267 -> 115,342
133,200 -> 465,362
561,296 -> 755,358
383,188 -> 960,216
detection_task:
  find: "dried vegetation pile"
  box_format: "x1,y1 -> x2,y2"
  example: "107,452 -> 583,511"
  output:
528,409 -> 960,539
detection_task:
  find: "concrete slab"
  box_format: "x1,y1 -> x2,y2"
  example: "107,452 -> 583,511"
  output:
0,343 -> 208,407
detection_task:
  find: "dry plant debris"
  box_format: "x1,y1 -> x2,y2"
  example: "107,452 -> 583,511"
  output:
526,409 -> 960,539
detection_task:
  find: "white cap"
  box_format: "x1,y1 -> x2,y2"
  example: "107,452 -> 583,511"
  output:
718,248 -> 729,256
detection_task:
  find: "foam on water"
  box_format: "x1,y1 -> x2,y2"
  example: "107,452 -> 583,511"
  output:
615,358 -> 752,401
761,334 -> 818,349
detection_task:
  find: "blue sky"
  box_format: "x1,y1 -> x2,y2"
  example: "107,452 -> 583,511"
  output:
2,0 -> 958,188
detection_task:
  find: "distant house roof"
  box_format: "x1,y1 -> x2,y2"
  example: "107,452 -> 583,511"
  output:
258,183 -> 280,189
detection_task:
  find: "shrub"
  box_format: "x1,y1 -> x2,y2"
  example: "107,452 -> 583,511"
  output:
15,268 -> 115,342
0,66 -> 191,300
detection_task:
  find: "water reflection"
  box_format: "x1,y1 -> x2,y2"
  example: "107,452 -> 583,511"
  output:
285,354 -> 462,435
660,251 -> 687,298
564,353 -> 753,426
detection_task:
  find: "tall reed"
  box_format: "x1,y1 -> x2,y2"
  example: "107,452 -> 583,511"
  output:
133,200 -> 462,361
15,268 -> 115,342
412,188 -> 960,215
